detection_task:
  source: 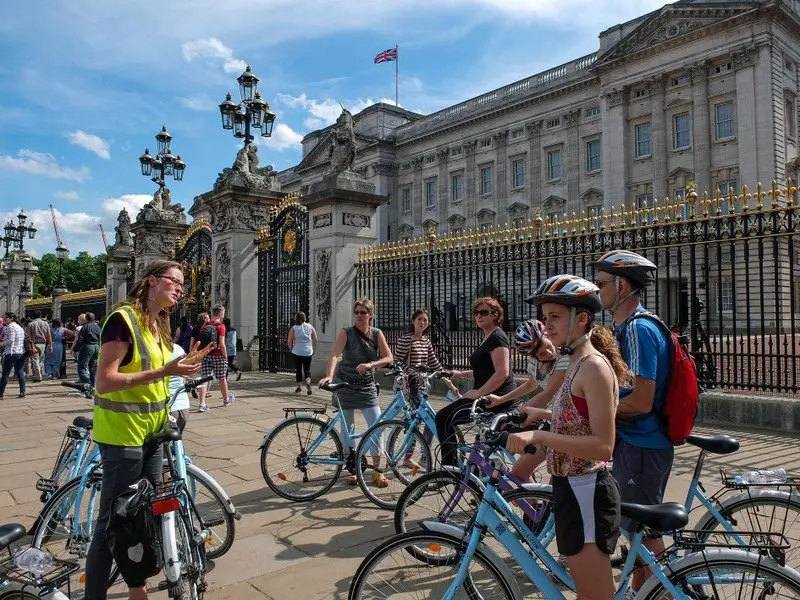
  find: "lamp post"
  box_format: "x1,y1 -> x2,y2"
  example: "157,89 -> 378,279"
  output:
138,125 -> 188,194
56,243 -> 69,290
218,65 -> 276,147
0,210 -> 37,256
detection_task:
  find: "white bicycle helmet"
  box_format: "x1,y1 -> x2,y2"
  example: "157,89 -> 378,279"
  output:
514,319 -> 546,356
590,250 -> 657,289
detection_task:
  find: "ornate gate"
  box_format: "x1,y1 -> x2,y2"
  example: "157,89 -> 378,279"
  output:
174,220 -> 212,326
256,200 -> 309,372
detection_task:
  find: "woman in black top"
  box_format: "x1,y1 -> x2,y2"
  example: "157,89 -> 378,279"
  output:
435,296 -> 515,465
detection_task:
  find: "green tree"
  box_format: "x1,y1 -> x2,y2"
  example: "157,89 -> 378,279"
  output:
32,251 -> 107,297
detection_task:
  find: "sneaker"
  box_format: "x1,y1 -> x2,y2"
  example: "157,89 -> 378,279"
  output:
224,394 -> 235,406
236,371 -> 242,381
198,404 -> 209,412
347,474 -> 358,485
371,471 -> 390,488
402,456 -> 420,470
306,385 -> 312,396
295,386 -> 302,394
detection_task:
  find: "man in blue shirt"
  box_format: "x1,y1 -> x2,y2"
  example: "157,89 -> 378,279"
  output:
591,250 -> 673,593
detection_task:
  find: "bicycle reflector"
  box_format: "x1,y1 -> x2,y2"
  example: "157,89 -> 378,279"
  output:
152,497 -> 181,515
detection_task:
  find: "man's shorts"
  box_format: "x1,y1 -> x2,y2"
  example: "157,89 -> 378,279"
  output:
612,438 -> 674,533
552,469 -> 621,556
201,354 -> 228,381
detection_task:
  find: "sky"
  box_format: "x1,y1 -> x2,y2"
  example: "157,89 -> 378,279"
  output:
0,0 -> 675,259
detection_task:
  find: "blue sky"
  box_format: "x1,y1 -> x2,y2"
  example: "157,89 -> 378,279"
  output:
0,0 -> 672,258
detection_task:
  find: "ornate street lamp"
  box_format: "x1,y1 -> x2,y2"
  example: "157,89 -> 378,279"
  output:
218,65 -> 276,147
0,210 -> 36,255
56,243 -> 69,288
138,126 -> 188,195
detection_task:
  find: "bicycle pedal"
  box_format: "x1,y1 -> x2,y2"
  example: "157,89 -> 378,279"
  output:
157,580 -> 169,591
203,517 -> 224,527
35,478 -> 57,492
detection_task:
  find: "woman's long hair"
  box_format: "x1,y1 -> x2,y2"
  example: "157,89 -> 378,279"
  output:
119,260 -> 182,350
586,318 -> 632,387
407,309 -> 430,335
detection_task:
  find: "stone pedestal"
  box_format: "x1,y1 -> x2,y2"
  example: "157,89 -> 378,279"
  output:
51,286 -> 68,320
130,221 -> 190,279
305,178 -> 389,377
190,184 -> 284,349
105,243 -> 134,313
1,253 -> 37,316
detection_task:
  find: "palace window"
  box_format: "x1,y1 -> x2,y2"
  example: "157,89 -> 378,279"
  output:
451,172 -> 464,203
511,128 -> 524,139
547,150 -> 561,181
673,113 -> 691,149
786,95 -> 797,138
635,123 -> 651,157
715,102 -> 735,139
512,158 -> 525,188
587,205 -> 602,231
585,106 -> 600,118
586,139 -> 601,172
402,186 -> 411,213
637,192 -> 654,224
480,166 -> 493,195
546,117 -> 560,129
425,178 -> 437,209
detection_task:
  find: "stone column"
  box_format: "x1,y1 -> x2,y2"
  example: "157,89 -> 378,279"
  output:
190,184 -> 284,350
3,254 -> 37,316
733,44 -> 768,184
564,110 -> 581,214
105,243 -> 134,314
463,140 -> 478,225
651,76 -> 668,200
411,157 -> 423,232
130,220 -> 190,279
437,149 -> 449,227
51,286 -> 67,320
305,177 -> 389,378
689,62 -> 711,196
493,130 -> 509,206
526,120 -> 543,209
603,88 -> 628,210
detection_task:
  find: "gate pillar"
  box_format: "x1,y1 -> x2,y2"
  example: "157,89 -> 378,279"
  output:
305,178 -> 389,378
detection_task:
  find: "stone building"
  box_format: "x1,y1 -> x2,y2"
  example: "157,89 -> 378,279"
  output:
279,0 -> 800,243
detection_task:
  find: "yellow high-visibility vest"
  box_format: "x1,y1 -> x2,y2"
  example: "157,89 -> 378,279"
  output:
92,306 -> 170,446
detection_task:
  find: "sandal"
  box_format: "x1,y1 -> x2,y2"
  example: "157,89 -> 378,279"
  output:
347,474 -> 358,485
371,471 -> 390,488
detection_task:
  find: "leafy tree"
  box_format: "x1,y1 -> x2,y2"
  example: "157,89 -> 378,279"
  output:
32,252 -> 107,298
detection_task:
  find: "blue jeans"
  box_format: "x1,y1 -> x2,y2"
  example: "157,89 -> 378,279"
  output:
0,353 -> 26,397
78,344 -> 99,387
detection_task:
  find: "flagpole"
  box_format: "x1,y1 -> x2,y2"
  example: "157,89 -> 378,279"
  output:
395,44 -> 399,107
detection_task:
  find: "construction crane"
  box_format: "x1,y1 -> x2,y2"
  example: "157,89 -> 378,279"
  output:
49,204 -> 68,251
98,223 -> 109,251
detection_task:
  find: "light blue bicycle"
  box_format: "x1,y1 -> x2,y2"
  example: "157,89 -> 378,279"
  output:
349,410 -> 800,600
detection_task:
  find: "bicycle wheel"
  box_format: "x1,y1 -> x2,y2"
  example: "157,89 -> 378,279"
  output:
354,419 -> 432,510
696,491 -> 800,570
41,442 -> 77,503
639,549 -> 800,600
395,469 -> 482,535
349,530 -> 521,600
260,416 -> 344,501
31,475 -> 119,595
184,464 -> 236,560
176,508 -> 206,600
0,591 -> 42,599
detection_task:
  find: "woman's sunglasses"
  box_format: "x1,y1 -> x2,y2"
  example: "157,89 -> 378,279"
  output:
473,309 -> 495,317
353,310 -> 370,315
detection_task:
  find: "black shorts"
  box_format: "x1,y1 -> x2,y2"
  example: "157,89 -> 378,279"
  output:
552,469 -> 621,556
612,439 -> 674,533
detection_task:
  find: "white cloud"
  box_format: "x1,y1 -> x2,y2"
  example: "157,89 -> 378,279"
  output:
280,93 -> 398,131
101,193 -> 152,219
264,123 -> 304,151
54,191 -> 79,201
0,150 -> 90,182
179,94 -> 217,111
0,207 -> 102,259
181,37 -> 246,74
66,130 -> 111,159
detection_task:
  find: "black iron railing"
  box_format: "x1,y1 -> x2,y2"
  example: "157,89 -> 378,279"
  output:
356,182 -> 800,395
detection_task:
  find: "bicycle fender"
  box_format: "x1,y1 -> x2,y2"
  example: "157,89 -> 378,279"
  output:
419,522 -> 523,599
696,488 -> 800,532
259,414 -> 328,449
185,463 -> 239,518
519,482 -> 553,495
636,548 -> 797,598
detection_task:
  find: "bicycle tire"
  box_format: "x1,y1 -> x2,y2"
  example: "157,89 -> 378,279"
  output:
638,548 -> 800,600
31,475 -> 119,594
184,464 -> 236,560
354,419 -> 432,510
348,530 -> 522,600
260,416 -> 344,501
176,507 -> 206,600
0,591 -> 44,599
695,489 -> 800,569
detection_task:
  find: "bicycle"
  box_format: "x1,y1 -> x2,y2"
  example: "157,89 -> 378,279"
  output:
0,522 -> 79,600
32,378 -> 239,593
349,410 -> 800,600
352,364 -> 453,509
260,369 -> 436,502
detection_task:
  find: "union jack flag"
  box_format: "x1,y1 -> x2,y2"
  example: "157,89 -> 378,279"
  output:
374,47 -> 398,64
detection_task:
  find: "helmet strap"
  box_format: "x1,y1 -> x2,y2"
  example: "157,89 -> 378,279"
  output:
609,275 -> 638,316
559,308 -> 592,355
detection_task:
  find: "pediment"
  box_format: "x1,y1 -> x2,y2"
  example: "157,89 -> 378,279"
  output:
543,195 -> 567,209
580,188 -> 603,203
296,130 -> 379,173
507,202 -> 530,217
597,4 -> 756,65
476,208 -> 496,220
447,213 -> 466,225
399,223 -> 414,234
668,167 -> 694,181
422,218 -> 439,229
666,96 -> 692,109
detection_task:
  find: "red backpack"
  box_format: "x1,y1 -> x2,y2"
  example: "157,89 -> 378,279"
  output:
620,312 -> 700,445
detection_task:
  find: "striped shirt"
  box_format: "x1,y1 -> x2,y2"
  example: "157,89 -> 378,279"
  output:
1,322 -> 25,355
394,334 -> 442,370
526,354 -> 569,389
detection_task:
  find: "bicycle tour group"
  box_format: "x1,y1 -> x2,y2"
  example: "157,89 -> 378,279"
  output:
4,249 -> 798,600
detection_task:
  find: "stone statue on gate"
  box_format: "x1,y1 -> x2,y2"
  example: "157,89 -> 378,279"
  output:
135,186 -> 186,224
328,107 -> 356,175
114,208 -> 132,246
234,145 -> 250,173
213,143 -> 280,191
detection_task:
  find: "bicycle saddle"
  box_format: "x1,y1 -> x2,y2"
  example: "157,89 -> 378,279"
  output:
73,416 -> 94,429
621,502 -> 688,531
686,434 -> 739,455
0,523 -> 26,550
145,428 -> 182,447
321,382 -> 350,392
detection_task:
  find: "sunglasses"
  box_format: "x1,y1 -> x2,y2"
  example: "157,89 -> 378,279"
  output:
353,310 -> 370,315
160,275 -> 185,290
473,309 -> 495,317
595,280 -> 614,288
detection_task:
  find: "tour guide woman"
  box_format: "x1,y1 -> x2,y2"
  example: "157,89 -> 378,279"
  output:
85,260 -> 212,600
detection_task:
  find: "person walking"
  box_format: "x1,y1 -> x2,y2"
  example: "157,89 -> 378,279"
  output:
0,312 -> 26,399
196,305 -> 231,411
168,344 -> 191,434
25,309 -> 52,382
223,317 -> 242,381
591,249 -> 672,594
173,316 -> 193,353
84,259 -> 209,600
75,313 -> 101,388
44,318 -> 73,379
287,312 -> 316,394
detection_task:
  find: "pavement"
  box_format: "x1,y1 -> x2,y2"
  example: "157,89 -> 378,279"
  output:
0,372 -> 798,599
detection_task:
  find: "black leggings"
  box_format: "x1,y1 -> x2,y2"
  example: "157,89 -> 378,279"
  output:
227,355 -> 240,373
435,398 -> 514,466
293,353 -> 312,382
